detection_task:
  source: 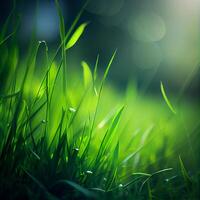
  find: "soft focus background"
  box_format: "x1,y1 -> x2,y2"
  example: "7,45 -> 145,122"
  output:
1,0 -> 200,97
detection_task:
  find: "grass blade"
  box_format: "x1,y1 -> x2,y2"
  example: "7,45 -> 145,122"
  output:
95,106 -> 124,166
65,22 -> 89,50
179,156 -> 192,184
81,61 -> 93,88
106,141 -> 119,191
160,81 -> 176,114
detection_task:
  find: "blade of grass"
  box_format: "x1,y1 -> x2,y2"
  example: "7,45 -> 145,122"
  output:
81,51 -> 117,161
82,61 -> 93,88
179,156 -> 192,184
55,0 -> 67,98
160,81 -> 176,114
106,141 -> 119,191
65,22 -> 89,50
94,106 -> 124,167
139,168 -> 173,192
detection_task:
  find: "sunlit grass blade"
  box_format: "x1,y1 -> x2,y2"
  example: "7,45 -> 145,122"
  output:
93,54 -> 99,95
48,0 -> 89,67
121,125 -> 153,165
160,81 -> 176,114
93,54 -> 99,82
65,22 -> 89,50
81,51 -> 117,160
81,61 -> 93,88
97,108 -> 117,129
94,106 -> 124,166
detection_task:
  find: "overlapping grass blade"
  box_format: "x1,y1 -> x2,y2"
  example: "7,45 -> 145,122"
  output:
106,141 -> 119,191
94,107 -> 124,167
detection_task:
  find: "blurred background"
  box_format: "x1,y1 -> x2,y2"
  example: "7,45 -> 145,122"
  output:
1,0 -> 200,97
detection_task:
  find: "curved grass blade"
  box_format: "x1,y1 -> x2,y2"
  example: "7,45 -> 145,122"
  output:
81,61 -> 92,88
65,22 -> 89,50
132,172 -> 151,177
139,168 -> 173,192
0,31 -> 15,46
179,156 -> 192,184
160,81 -> 176,114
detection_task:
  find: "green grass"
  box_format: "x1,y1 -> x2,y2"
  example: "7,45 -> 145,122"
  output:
0,1 -> 200,199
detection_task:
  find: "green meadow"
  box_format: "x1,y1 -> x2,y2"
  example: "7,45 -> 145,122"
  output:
0,1 -> 200,199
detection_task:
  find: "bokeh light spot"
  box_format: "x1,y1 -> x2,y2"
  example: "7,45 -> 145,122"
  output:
86,0 -> 124,16
128,11 -> 166,42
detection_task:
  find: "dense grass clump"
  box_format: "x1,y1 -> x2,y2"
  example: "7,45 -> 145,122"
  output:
0,1 -> 200,199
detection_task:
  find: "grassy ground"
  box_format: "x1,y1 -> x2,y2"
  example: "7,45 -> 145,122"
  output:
0,1 -> 200,199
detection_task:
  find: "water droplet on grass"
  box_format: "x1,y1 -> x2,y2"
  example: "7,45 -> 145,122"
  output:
69,107 -> 76,113
86,170 -> 93,175
42,119 -> 46,123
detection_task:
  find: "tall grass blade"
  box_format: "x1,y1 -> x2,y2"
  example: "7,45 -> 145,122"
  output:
81,52 -> 117,160
55,0 -> 67,98
100,50 -> 117,92
95,107 -> 124,166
